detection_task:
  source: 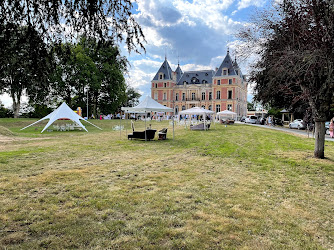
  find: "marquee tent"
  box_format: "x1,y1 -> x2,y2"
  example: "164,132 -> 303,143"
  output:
21,102 -> 102,133
179,107 -> 214,130
121,96 -> 174,140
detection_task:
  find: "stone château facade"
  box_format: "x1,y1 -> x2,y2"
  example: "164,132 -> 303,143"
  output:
151,50 -> 247,118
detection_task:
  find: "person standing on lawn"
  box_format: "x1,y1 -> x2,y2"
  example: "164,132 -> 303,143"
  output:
329,118 -> 334,138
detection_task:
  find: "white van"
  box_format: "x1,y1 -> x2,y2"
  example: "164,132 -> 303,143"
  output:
245,115 -> 258,124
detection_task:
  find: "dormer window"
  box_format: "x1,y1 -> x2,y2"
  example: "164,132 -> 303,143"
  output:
191,77 -> 198,83
202,80 -> 207,84
223,70 -> 227,75
186,74 -> 189,77
159,73 -> 163,79
205,73 -> 208,76
183,81 -> 187,84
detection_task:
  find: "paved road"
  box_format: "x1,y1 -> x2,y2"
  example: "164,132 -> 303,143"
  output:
237,122 -> 334,142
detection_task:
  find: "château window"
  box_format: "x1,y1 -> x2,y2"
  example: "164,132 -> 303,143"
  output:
202,92 -> 205,100
175,106 -> 179,114
159,74 -> 163,79
227,104 -> 232,111
155,83 -> 158,88
163,93 -> 167,100
182,105 -> 186,110
209,92 -> 212,100
208,105 -> 212,110
217,80 -> 220,85
154,92 -> 158,100
164,82 -> 167,88
182,93 -> 185,101
228,90 -> 232,99
216,104 -> 221,113
183,81 -> 187,84
223,70 -> 227,75
217,91 -> 221,100
229,79 -> 232,85
175,93 -> 179,101
191,93 -> 196,100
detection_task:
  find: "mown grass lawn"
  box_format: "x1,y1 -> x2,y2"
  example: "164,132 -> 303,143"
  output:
0,118 -> 333,249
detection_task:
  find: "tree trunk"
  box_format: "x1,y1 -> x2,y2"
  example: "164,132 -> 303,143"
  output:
314,120 -> 326,159
12,93 -> 21,118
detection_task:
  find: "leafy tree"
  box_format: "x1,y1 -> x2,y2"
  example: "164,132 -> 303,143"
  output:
239,0 -> 334,158
124,86 -> 141,107
0,0 -> 145,53
51,37 -> 128,116
0,101 -> 13,118
0,24 -> 51,118
247,101 -> 256,111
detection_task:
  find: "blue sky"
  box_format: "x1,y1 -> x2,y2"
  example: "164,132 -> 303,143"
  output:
0,0 -> 273,108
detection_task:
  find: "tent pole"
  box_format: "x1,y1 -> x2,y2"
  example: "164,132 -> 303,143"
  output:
145,115 -> 147,141
172,115 -> 174,140
125,112 -> 127,138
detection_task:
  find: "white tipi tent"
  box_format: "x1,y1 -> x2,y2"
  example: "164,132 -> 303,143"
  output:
21,102 -> 102,133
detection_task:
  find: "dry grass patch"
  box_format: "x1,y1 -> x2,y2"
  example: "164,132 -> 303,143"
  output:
0,119 -> 333,249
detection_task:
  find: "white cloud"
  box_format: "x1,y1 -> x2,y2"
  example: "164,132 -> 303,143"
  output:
173,0 -> 241,34
237,0 -> 266,10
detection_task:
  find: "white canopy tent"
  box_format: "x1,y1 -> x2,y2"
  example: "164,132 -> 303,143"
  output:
21,102 -> 102,133
121,96 -> 174,140
179,107 -> 214,130
216,110 -> 237,123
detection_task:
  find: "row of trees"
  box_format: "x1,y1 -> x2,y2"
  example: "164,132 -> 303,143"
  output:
0,26 -> 141,118
0,0 -> 145,118
239,0 -> 334,158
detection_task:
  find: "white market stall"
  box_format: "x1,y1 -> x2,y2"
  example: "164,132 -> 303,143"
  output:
20,102 -> 102,133
121,96 -> 174,140
217,110 -> 237,122
179,107 -> 214,130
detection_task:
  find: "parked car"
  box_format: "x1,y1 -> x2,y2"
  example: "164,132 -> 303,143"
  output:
325,121 -> 330,135
245,115 -> 258,124
240,116 -> 246,122
289,119 -> 306,130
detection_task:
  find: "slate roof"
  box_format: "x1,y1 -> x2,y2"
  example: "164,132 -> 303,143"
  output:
214,51 -> 237,77
152,58 -> 173,81
175,64 -> 183,83
177,70 -> 214,85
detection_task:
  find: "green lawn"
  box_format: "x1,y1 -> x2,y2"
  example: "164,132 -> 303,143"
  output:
0,118 -> 333,249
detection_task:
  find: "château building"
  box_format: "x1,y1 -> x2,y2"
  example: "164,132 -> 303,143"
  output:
151,50 -> 247,118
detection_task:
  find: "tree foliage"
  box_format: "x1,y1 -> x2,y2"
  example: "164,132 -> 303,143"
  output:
0,23 -> 52,118
239,0 -> 334,158
51,37 -> 128,116
0,0 -> 145,53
